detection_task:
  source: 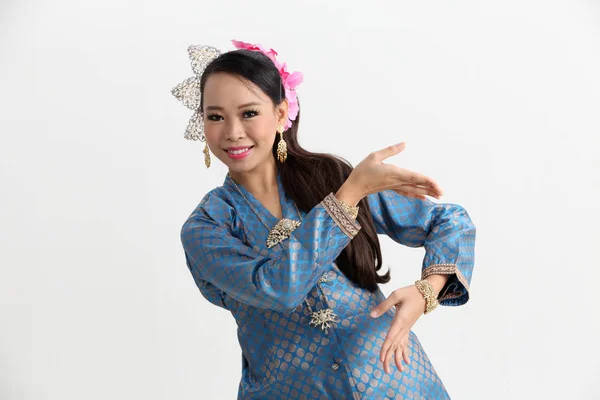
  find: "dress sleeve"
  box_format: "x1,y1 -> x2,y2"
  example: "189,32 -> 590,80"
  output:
366,190 -> 476,306
181,192 -> 361,312
183,252 -> 229,310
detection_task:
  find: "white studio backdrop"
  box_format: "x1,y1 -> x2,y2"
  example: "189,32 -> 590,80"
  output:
1,0 -> 599,399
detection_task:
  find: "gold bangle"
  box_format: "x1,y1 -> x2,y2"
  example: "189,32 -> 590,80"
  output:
414,279 -> 439,314
339,200 -> 359,219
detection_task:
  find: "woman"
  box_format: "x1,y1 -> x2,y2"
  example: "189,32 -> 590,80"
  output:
174,40 -> 476,400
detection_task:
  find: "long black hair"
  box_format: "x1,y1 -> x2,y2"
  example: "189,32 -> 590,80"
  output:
199,49 -> 390,291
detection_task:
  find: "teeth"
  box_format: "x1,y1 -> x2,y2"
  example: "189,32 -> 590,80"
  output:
228,147 -> 251,155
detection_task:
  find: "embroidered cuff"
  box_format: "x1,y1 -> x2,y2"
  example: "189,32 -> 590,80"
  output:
321,192 -> 362,238
421,263 -> 470,304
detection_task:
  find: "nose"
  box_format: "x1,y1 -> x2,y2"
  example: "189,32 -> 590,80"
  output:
223,118 -> 245,141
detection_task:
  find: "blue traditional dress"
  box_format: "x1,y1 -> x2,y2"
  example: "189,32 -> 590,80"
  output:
180,171 -> 476,400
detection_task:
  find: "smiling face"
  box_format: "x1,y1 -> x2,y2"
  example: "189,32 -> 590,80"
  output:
202,72 -> 288,175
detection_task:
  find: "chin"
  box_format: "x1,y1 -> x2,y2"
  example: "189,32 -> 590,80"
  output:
223,158 -> 256,173
227,164 -> 253,173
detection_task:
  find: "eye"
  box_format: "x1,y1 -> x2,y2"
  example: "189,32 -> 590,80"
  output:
243,109 -> 260,118
206,114 -> 223,121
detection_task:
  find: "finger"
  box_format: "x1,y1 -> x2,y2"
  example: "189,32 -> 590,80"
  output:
370,293 -> 400,318
395,343 -> 405,373
393,189 -> 428,201
399,335 -> 411,369
384,342 -> 397,374
403,343 -> 411,365
380,316 -> 405,363
395,184 -> 443,199
391,330 -> 409,371
372,142 -> 406,163
394,168 -> 443,194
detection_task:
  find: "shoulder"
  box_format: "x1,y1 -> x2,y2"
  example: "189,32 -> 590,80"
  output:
180,185 -> 238,239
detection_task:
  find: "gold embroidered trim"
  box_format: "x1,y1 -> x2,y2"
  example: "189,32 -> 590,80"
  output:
421,264 -> 456,278
321,192 -> 361,238
421,263 -> 470,302
439,291 -> 463,300
339,200 -> 359,219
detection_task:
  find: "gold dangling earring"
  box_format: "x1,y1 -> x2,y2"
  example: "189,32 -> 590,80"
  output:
203,141 -> 211,168
276,125 -> 287,163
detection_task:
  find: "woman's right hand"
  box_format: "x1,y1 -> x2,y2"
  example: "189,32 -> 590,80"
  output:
345,142 -> 444,202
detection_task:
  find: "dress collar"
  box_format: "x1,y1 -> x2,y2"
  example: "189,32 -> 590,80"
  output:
224,170 -> 301,226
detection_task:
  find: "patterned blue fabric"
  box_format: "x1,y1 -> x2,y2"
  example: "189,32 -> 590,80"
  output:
180,172 -> 476,399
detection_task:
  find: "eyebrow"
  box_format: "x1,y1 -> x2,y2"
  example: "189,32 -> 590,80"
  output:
205,102 -> 262,111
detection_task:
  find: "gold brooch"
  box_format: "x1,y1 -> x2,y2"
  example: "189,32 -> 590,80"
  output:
309,308 -> 340,334
266,218 -> 301,248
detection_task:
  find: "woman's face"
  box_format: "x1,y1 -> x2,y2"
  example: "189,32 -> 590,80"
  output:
202,72 -> 287,174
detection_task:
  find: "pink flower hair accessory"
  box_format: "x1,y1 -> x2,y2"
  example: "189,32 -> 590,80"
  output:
231,39 -> 303,131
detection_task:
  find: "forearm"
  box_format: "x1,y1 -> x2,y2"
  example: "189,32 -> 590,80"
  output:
338,178 -> 450,300
335,175 -> 365,207
183,192 -> 362,312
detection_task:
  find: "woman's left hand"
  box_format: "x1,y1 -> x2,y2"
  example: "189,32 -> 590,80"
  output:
369,284 -> 426,374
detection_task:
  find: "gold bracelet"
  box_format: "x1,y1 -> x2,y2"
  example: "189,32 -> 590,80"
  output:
414,279 -> 439,314
339,200 -> 359,219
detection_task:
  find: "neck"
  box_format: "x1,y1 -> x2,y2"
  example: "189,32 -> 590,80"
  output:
229,156 -> 278,197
